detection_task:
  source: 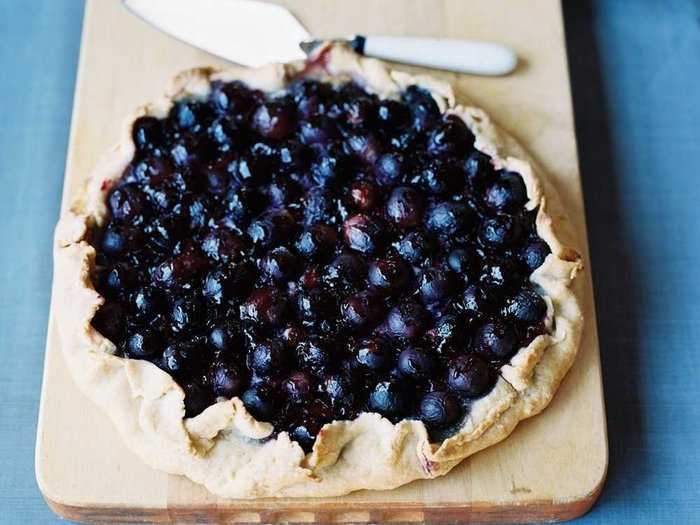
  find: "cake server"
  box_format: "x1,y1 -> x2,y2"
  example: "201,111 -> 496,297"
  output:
123,0 -> 517,76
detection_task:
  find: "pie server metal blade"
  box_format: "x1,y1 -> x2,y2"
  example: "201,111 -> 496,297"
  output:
124,0 -> 309,67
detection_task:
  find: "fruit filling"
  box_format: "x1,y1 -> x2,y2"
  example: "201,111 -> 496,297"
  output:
90,77 -> 550,451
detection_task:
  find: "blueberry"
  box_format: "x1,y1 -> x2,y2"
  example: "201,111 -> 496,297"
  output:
323,374 -> 354,408
504,289 -> 547,324
103,262 -> 135,297
248,339 -> 286,376
415,159 -> 462,195
303,187 -> 341,225
479,258 -> 523,291
201,229 -> 244,263
242,384 -> 276,420
429,313 -> 468,354
349,179 -> 379,212
394,231 -> 435,266
463,150 -> 494,187
133,287 -> 164,318
240,287 -> 288,327
375,99 -> 411,130
299,115 -> 339,144
251,102 -> 295,140
289,422 -> 317,452
343,214 -> 385,255
247,208 -> 296,247
473,321 -> 518,360
132,116 -> 163,152
341,290 -> 382,331
296,288 -> 334,322
295,225 -> 338,261
295,338 -> 331,375
163,339 -> 199,375
368,256 -> 410,293
183,381 -> 214,417
374,153 -> 403,186
426,115 -> 474,157
425,202 -> 473,238
284,371 -> 313,402
485,171 -> 528,211
478,215 -> 524,248
416,267 -> 454,305
419,391 -> 461,427
125,329 -> 160,358
101,225 -> 126,255
386,186 -> 425,228
323,252 -> 366,291
259,247 -> 298,282
353,337 -> 391,371
522,239 -> 550,271
368,381 -> 406,417
401,85 -> 440,132
109,184 -> 146,223
211,362 -> 246,397
170,295 -> 205,333
459,284 -> 498,317
447,248 -> 476,277
226,184 -> 268,221
397,347 -> 435,378
266,175 -> 301,207
202,269 -> 230,304
208,324 -> 239,354
385,301 -> 427,339
446,354 -> 494,396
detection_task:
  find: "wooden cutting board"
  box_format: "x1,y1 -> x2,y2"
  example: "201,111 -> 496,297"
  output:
35,0 -> 607,522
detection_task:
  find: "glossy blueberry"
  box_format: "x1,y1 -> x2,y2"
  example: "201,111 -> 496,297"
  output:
133,287 -> 164,318
295,338 -> 331,375
426,115 -> 474,157
473,321 -> 518,360
343,214 -> 385,255
353,338 -> 391,371
416,267 -> 454,304
323,252 -> 367,291
125,329 -> 160,358
397,347 -> 435,378
211,362 -> 246,397
162,339 -> 199,375
284,371 -> 313,402
425,201 -> 473,238
522,239 -> 550,271
109,184 -> 146,223
247,209 -> 296,247
446,354 -> 494,396
385,301 -> 427,339
202,269 -> 230,304
369,381 -> 407,417
242,384 -> 276,420
201,228 -> 244,263
429,313 -> 468,353
295,224 -> 338,261
132,116 -> 163,152
349,179 -> 379,212
463,150 -> 494,187
447,248 -> 476,277
386,186 -> 424,228
485,171 -> 528,212
248,339 -> 286,376
170,295 -> 205,333
101,225 -> 128,255
251,102 -> 295,140
341,291 -> 382,331
296,288 -> 334,322
368,256 -> 410,293
419,391 -> 461,427
259,247 -> 298,282
459,284 -> 498,317
394,231 -> 435,266
478,215 -> 524,248
240,287 -> 288,327
183,382 -> 213,417
323,374 -> 354,408
504,289 -> 547,324
374,153 -> 403,186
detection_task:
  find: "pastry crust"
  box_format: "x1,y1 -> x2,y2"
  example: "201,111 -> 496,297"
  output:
53,43 -> 583,498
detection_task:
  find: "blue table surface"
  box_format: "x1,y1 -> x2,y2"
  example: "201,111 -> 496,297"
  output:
1,0 -> 699,523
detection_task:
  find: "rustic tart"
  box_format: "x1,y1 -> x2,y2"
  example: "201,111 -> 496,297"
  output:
54,43 -> 583,498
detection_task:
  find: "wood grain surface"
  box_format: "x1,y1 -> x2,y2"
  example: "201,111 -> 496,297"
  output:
35,0 -> 607,523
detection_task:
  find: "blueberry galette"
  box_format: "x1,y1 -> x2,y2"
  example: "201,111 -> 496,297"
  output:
54,43 -> 583,498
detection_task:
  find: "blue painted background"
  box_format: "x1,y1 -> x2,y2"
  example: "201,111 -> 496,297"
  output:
0,0 -> 698,522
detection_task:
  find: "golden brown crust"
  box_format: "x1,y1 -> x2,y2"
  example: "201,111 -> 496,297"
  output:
53,43 -> 583,498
